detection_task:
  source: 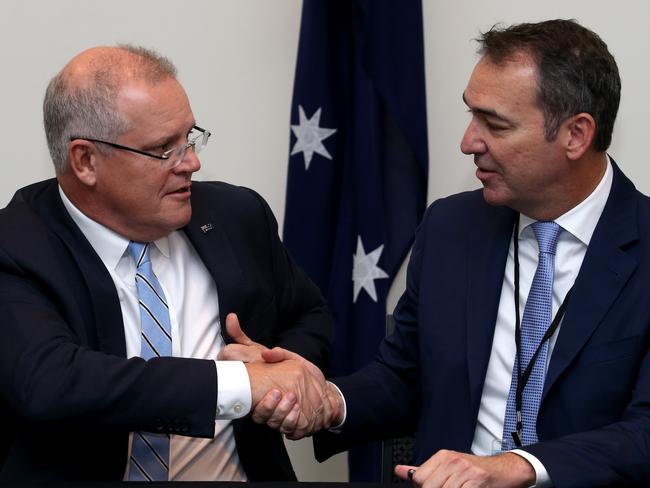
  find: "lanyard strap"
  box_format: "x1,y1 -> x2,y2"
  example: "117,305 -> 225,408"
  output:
511,214 -> 572,446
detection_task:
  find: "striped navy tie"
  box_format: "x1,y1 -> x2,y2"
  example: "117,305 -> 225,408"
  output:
127,241 -> 171,481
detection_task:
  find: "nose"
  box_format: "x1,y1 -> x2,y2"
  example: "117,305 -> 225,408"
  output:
460,118 -> 486,155
173,146 -> 201,174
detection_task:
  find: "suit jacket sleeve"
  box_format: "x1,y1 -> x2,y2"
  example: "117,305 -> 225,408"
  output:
0,246 -> 218,438
0,189 -> 220,439
313,203 -> 433,461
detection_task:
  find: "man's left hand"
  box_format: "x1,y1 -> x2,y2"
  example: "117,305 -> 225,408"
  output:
395,451 -> 535,488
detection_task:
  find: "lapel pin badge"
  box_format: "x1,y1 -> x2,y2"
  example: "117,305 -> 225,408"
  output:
200,223 -> 214,234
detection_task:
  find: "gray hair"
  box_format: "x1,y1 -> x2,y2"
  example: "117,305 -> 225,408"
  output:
43,44 -> 178,173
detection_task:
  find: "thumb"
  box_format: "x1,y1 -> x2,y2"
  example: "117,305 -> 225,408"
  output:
225,313 -> 254,345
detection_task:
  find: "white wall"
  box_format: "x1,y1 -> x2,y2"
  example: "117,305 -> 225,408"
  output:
1,0 -> 649,482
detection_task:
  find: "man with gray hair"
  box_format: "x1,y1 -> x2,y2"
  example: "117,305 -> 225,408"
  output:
0,45 -> 334,481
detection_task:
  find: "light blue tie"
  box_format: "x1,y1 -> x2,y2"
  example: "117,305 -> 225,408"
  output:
127,242 -> 171,481
502,221 -> 561,450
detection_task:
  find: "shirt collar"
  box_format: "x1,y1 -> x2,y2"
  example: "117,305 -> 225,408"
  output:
58,185 -> 170,269
519,156 -> 613,246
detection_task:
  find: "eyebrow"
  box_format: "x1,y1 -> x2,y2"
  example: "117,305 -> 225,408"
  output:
462,93 -> 510,122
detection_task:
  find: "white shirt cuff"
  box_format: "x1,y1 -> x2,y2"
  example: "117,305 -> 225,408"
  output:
511,449 -> 552,487
214,360 -> 251,419
326,381 -> 347,433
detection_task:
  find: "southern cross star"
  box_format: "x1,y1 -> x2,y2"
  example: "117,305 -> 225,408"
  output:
290,105 -> 337,170
352,235 -> 389,303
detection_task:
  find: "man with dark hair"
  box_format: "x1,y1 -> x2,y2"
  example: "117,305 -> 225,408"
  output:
242,19 -> 650,487
0,45 -> 334,481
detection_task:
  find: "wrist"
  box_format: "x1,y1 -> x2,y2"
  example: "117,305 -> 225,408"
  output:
325,381 -> 345,426
244,362 -> 271,405
500,452 -> 536,487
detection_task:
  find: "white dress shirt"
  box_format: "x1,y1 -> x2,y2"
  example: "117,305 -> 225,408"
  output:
59,187 -> 251,481
471,159 -> 613,486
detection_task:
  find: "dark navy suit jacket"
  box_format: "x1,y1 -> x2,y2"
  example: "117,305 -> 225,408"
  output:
316,161 -> 650,487
0,179 -> 332,481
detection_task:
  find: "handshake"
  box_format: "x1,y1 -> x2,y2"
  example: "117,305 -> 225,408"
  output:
218,313 -> 344,439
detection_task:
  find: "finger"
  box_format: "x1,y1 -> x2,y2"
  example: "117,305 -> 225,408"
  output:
287,409 -> 311,440
266,392 -> 298,429
217,344 -> 232,360
251,389 -> 282,423
395,465 -> 418,481
282,403 -> 304,439
225,313 -> 254,346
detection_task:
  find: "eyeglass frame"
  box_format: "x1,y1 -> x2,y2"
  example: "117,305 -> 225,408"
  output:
69,125 -> 210,168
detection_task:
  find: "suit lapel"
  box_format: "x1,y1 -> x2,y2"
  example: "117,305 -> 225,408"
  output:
31,181 -> 126,356
543,161 -> 639,398
466,204 -> 517,408
182,197 -> 249,343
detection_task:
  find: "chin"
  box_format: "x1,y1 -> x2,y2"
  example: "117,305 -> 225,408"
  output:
166,210 -> 192,232
481,188 -> 510,208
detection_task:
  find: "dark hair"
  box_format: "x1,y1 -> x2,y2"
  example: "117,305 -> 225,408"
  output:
477,19 -> 620,151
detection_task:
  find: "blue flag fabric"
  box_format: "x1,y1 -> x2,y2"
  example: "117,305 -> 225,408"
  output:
283,0 -> 428,480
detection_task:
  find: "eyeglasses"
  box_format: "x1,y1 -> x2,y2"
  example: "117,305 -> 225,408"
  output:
70,125 -> 211,169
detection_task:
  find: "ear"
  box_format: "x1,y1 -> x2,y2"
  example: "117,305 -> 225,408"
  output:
67,140 -> 100,186
563,112 -> 597,161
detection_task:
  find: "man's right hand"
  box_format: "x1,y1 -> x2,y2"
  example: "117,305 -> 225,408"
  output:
220,313 -> 338,438
245,349 -> 328,437
252,358 -> 345,440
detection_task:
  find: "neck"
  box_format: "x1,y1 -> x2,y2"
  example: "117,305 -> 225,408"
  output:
520,152 -> 608,221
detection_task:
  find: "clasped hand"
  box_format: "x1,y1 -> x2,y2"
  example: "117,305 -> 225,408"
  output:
218,313 -> 342,439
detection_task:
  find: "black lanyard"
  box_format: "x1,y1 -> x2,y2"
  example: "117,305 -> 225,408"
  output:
511,214 -> 572,447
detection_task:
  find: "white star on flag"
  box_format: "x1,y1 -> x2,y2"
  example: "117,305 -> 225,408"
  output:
290,105 -> 337,170
352,236 -> 389,303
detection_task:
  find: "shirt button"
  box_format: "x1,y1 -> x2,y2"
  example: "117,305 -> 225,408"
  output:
234,403 -> 243,414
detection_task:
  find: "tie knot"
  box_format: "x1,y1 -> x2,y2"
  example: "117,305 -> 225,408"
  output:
127,241 -> 151,268
532,221 -> 561,255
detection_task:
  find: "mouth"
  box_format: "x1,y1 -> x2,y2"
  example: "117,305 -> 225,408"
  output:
166,183 -> 192,197
475,166 -> 499,184
474,157 -> 498,175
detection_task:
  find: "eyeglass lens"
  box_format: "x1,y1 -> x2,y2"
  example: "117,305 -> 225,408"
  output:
165,128 -> 209,168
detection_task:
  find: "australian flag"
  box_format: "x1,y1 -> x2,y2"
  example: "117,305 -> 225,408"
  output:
283,0 -> 429,480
